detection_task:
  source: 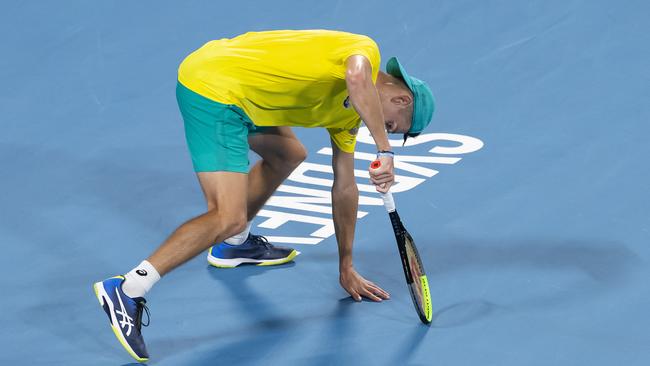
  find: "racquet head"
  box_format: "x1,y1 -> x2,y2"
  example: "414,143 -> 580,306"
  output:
403,231 -> 433,324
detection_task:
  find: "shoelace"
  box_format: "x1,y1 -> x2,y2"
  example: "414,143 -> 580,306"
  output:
134,301 -> 151,330
250,234 -> 272,250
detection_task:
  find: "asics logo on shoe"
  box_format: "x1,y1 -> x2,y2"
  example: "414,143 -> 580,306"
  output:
115,288 -> 135,336
136,269 -> 148,276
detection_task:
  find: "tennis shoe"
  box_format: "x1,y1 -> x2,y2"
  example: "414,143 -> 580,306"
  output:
93,276 -> 150,362
207,234 -> 299,268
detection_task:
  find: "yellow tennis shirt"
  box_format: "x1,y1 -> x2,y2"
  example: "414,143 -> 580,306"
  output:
177,30 -> 381,153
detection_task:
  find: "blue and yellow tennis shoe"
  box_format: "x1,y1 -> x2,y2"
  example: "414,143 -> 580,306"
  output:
93,276 -> 150,363
207,234 -> 300,268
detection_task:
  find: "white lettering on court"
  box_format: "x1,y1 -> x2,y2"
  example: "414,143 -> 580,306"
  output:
254,127 -> 484,245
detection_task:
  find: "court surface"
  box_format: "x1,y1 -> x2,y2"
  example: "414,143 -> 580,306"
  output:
1,1 -> 649,365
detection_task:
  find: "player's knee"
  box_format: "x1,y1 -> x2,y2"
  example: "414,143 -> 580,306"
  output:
292,143 -> 308,167
283,141 -> 307,170
204,210 -> 247,238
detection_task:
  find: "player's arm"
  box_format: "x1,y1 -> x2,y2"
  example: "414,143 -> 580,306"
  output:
331,139 -> 390,302
345,55 -> 394,193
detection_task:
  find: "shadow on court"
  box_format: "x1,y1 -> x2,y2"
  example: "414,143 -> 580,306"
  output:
426,239 -> 642,283
356,237 -> 642,329
151,263 -> 313,363
432,300 -> 500,328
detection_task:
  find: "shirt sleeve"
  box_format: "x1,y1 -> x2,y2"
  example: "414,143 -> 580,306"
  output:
331,34 -> 382,82
327,120 -> 362,153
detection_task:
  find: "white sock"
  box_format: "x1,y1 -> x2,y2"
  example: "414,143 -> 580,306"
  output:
122,260 -> 161,298
224,221 -> 252,245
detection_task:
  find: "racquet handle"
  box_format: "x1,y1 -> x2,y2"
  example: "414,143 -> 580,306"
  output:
370,160 -> 396,213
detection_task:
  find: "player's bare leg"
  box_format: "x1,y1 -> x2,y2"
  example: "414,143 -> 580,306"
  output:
246,126 -> 307,218
149,171 -> 249,275
93,171 -> 247,362
206,127 -> 307,267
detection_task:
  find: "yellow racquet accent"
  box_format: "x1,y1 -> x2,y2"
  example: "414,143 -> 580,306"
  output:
419,275 -> 433,322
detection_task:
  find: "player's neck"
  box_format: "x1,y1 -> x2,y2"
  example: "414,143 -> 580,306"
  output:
377,72 -> 408,92
376,71 -> 390,86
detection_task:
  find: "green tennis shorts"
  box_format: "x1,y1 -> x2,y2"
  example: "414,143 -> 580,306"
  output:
176,81 -> 266,173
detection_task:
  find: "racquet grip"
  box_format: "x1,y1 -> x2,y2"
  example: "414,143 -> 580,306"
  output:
379,191 -> 396,213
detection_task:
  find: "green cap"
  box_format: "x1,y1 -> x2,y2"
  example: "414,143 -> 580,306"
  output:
386,57 -> 435,140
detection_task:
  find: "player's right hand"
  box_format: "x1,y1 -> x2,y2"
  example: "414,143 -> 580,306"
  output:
369,155 -> 394,193
340,267 -> 390,302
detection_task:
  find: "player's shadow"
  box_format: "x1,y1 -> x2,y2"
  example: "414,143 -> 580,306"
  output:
144,262 -> 303,362
207,262 -> 298,328
307,297 -> 431,366
357,237 -> 641,329
307,297 -> 360,365
388,325 -> 430,366
425,239 -> 641,284
420,238 -> 642,317
189,263 -> 301,364
432,300 -> 500,328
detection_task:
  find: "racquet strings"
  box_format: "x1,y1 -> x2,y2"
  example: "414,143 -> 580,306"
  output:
404,235 -> 433,322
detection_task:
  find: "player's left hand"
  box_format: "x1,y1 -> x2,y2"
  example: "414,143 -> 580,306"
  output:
339,267 -> 390,302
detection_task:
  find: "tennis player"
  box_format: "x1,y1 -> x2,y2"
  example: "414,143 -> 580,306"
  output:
93,29 -> 434,362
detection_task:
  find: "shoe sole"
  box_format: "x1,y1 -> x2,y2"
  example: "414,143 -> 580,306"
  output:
207,249 -> 300,268
93,279 -> 149,363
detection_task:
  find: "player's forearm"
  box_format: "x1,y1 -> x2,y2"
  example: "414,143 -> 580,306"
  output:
345,57 -> 391,152
331,182 -> 359,270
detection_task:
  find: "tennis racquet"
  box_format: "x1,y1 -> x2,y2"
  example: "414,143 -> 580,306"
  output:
371,160 -> 433,324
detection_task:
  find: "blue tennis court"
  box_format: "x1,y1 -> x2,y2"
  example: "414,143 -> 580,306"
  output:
1,1 -> 649,365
